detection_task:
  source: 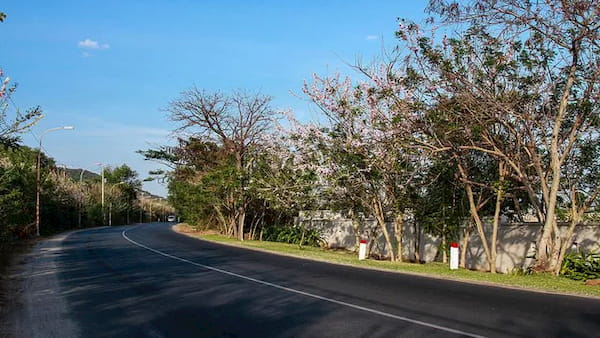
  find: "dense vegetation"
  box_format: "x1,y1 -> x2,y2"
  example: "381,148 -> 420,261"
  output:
0,139 -> 171,240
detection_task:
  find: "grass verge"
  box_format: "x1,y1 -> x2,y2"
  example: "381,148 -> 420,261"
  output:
173,224 -> 600,299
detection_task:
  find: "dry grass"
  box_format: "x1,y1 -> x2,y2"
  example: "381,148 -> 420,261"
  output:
173,223 -> 220,235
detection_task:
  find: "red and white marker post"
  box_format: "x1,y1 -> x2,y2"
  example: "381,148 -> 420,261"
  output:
450,242 -> 459,270
358,239 -> 368,260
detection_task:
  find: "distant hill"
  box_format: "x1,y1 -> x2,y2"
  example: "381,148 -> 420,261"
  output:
62,168 -> 101,181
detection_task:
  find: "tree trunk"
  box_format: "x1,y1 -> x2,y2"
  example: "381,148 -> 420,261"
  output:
465,183 -> 494,272
414,221 -> 421,263
441,228 -> 447,264
553,189 -> 590,275
213,205 -> 229,235
349,208 -> 361,251
250,210 -> 264,240
366,224 -> 379,257
373,197 -> 395,261
489,162 -> 506,274
237,206 -> 245,241
553,218 -> 578,276
458,163 -> 494,272
534,55 -> 578,272
460,217 -> 473,269
393,212 -> 404,262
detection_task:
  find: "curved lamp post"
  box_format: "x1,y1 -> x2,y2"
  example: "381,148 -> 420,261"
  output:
35,126 -> 74,236
96,163 -> 106,225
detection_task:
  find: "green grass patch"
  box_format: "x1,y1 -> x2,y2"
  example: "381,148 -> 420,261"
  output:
189,233 -> 600,298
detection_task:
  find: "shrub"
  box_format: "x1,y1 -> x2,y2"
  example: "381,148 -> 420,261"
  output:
263,225 -> 325,247
560,248 -> 600,281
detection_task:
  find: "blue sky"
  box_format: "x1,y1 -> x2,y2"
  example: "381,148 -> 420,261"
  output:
1,0 -> 427,196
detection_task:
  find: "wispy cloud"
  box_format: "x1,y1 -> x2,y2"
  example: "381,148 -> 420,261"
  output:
366,35 -> 379,40
77,38 -> 110,50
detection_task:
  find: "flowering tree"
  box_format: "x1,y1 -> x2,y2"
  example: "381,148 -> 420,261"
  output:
300,68 -> 427,262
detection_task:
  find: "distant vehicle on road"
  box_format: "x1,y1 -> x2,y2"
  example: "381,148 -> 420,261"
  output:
167,215 -> 176,222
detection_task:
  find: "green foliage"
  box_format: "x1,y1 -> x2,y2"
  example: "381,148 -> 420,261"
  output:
0,145 -> 36,239
103,164 -> 141,186
560,248 -> 600,281
263,225 -> 325,247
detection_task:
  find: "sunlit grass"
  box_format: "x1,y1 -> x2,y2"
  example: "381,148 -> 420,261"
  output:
176,226 -> 600,298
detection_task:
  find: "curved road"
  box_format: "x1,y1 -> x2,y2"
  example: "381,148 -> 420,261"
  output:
7,223 -> 600,337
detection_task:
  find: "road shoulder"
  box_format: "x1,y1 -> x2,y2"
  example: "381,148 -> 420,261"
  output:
2,232 -> 80,338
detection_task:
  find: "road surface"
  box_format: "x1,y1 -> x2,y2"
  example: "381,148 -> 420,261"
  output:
6,223 -> 600,337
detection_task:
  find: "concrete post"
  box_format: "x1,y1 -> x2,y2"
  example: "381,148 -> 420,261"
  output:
358,239 -> 367,260
450,242 -> 459,270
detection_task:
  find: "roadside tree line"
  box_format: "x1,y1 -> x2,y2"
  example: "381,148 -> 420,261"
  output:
0,132 -> 168,239
142,0 -> 599,274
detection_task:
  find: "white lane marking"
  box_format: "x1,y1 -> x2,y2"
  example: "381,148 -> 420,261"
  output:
122,228 -> 486,338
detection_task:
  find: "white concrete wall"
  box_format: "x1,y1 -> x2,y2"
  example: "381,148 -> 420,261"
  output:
296,210 -> 600,272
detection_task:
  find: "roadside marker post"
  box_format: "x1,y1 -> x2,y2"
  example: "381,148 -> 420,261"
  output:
358,239 -> 367,260
450,242 -> 459,270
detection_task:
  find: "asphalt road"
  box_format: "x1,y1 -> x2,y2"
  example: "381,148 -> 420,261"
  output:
6,223 -> 600,337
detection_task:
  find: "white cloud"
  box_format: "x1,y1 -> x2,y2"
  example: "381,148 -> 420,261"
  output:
78,38 -> 110,50
366,35 -> 379,40
81,51 -> 91,58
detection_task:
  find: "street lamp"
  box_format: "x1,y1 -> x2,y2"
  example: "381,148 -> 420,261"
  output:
35,126 -> 74,236
97,163 -> 106,225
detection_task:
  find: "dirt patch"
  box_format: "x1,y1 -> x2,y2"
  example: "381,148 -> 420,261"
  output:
585,279 -> 600,286
172,223 -> 220,236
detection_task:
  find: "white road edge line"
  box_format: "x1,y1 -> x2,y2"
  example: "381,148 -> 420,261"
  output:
122,228 -> 486,338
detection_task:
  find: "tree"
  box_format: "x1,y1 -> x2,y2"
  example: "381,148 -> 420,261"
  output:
0,70 -> 43,145
0,144 -> 37,238
140,137 -> 245,234
101,165 -> 141,225
424,0 -> 600,272
246,136 -> 320,237
166,88 -> 277,240
300,70 -> 426,262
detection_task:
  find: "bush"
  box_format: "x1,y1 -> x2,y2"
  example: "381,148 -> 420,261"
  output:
263,225 -> 325,247
560,248 -> 600,281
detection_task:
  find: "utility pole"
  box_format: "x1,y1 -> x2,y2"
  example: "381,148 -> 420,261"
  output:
99,163 -> 105,226
78,168 -> 85,227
